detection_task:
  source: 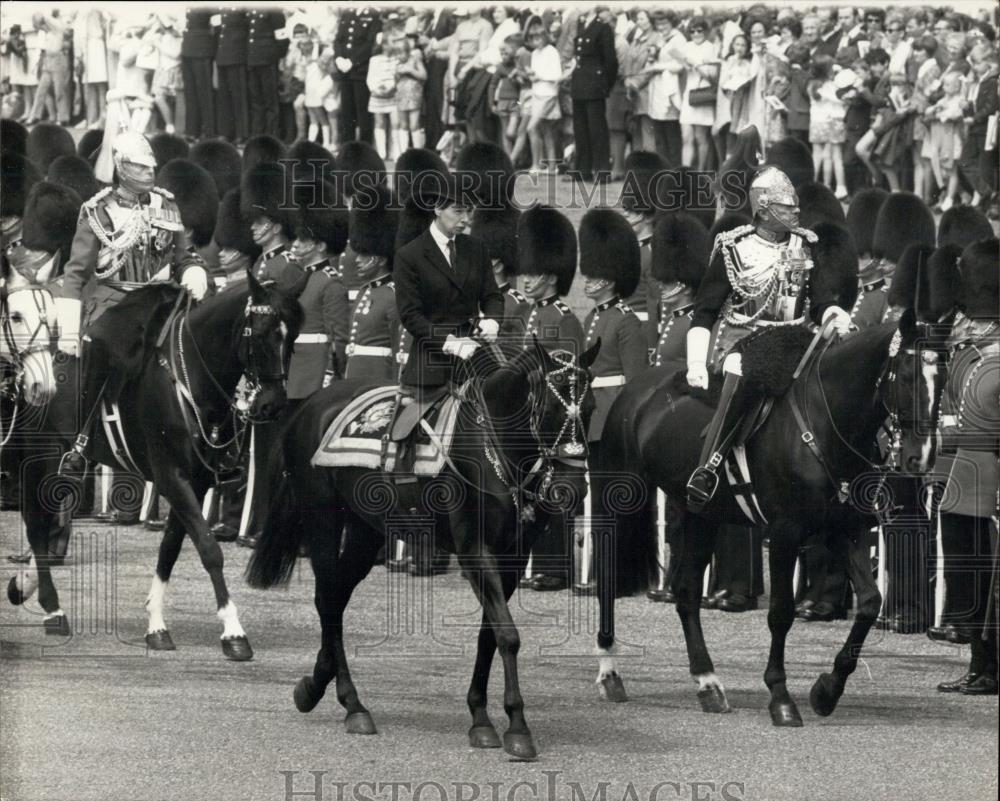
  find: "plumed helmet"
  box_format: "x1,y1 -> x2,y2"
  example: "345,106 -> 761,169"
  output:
349,183 -> 398,262
149,132 -> 190,173
472,207 -> 521,279
579,208 -> 641,299
749,167 -> 797,216
47,155 -> 101,204
764,136 -> 815,191
621,151 -> 668,217
846,188 -> 889,257
651,212 -> 711,288
454,141 -> 515,209
241,134 -> 287,175
190,139 -> 243,197
22,181 -> 83,263
214,188 -> 260,259
155,159 -> 220,248
872,192 -> 935,263
111,131 -> 156,174
26,122 -> 76,174
516,205 -> 576,296
294,181 -> 349,257
937,205 -> 993,250
957,237 -> 999,320
0,152 -> 42,219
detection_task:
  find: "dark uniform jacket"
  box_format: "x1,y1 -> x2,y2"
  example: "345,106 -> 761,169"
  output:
287,259 -> 349,400
214,9 -> 249,68
516,296 -> 585,362
253,243 -> 303,296
652,288 -> 696,368
624,232 -> 659,352
62,186 -> 201,327
582,297 -> 647,441
182,10 -> 217,59
498,282 -> 530,337
344,274 -> 401,383
246,9 -> 288,67
848,270 -> 889,330
333,8 -> 381,81
570,16 -> 618,100
394,228 -> 504,388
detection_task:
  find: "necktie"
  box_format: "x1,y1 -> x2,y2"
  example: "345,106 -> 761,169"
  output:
447,238 -> 457,270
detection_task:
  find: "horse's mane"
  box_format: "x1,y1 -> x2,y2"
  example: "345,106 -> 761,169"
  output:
187,284 -> 304,341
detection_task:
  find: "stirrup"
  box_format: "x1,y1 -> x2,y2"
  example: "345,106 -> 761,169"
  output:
686,467 -> 719,511
57,449 -> 88,478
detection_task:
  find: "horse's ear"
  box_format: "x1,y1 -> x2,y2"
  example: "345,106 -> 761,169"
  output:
581,337 -> 601,370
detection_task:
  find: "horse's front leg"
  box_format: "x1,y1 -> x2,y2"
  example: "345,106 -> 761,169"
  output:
810,528 -> 882,717
765,526 -> 803,726
144,508 -> 185,651
594,513 -> 627,702
154,464 -> 252,661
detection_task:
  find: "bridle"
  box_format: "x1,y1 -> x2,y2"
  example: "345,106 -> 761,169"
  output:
1,283 -> 55,446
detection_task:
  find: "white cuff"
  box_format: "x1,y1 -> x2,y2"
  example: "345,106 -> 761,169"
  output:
55,297 -> 82,338
686,326 -> 711,367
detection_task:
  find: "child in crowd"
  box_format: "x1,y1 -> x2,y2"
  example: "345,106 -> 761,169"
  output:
395,25 -> 427,151
507,31 -> 535,168
367,28 -> 402,159
151,15 -> 182,135
491,34 -> 524,157
924,71 -> 968,210
808,55 -> 848,199
284,23 -> 312,142
524,20 -> 562,174
304,35 -> 338,148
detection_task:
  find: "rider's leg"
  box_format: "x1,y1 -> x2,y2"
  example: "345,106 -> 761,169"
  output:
62,336 -> 111,472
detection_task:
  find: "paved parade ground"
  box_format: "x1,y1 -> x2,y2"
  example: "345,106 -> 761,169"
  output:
1,514 -> 996,801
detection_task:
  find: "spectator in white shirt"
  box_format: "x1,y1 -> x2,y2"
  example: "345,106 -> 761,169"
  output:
524,20 -> 562,174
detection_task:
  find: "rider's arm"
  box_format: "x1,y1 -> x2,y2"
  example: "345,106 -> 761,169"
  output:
322,274 -> 350,377
393,245 -> 434,340
60,208 -> 99,303
476,239 -> 505,323
689,248 -> 731,333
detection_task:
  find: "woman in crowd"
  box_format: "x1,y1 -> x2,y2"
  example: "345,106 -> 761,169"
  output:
679,16 -> 718,170
645,9 -> 685,168
716,33 -> 755,157
910,35 -> 943,201
395,25 -> 427,151
808,54 -> 849,199
621,9 -> 660,154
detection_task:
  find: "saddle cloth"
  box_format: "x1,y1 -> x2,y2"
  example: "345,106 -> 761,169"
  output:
311,386 -> 463,475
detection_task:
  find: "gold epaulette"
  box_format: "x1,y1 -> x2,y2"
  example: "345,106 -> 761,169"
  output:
508,287 -> 527,303
322,264 -> 342,279
554,299 -> 571,315
712,224 -> 755,257
791,227 -> 819,244
82,186 -> 112,209
615,301 -> 634,315
151,186 -> 175,202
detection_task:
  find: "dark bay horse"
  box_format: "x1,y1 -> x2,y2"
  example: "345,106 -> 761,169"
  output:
247,340 -> 598,760
594,312 -> 949,726
7,276 -> 301,658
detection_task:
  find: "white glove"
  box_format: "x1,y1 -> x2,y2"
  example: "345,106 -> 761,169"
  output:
55,297 -> 82,357
685,326 -> 711,389
822,305 -> 852,338
478,318 -> 499,343
180,265 -> 209,301
335,57 -> 352,74
443,334 -> 480,361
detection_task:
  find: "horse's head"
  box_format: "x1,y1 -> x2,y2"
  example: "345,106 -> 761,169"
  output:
238,273 -> 303,422
1,283 -> 57,406
881,309 -> 952,474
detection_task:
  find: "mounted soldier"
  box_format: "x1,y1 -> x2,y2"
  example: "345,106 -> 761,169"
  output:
684,167 -> 855,510
56,131 -> 210,474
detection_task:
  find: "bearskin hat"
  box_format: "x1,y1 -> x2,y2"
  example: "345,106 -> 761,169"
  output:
621,151 -> 668,217
927,244 -> 963,320
888,243 -> 935,316
809,222 -> 859,312
957,237 -> 999,319
1,119 -> 27,158
214,188 -> 260,259
47,155 -> 101,204
190,139 -> 243,197
241,134 -> 287,175
579,208 -> 640,299
798,181 -> 846,230
336,140 -> 386,200
350,183 -> 398,262
872,192 -> 935,263
0,152 -> 42,219
77,128 -> 104,166
294,181 -> 349,257
395,204 -> 436,252
472,207 -> 521,279
241,161 -> 292,235
454,141 -> 515,209
764,136 -> 815,191
394,148 -> 449,207
149,132 -> 190,173
937,205 -> 993,250
516,206 -> 576,296
25,122 -> 75,174
846,188 -> 889,257
21,181 -> 83,263
651,212 -> 711,289
709,211 -> 753,241
675,166 -> 716,231
156,159 -> 220,248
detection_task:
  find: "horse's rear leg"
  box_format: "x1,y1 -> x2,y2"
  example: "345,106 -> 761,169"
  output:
765,530 -> 803,727
674,515 -> 730,713
810,530 -> 882,717
144,509 -> 185,651
297,512 -> 381,736
594,516 -> 627,702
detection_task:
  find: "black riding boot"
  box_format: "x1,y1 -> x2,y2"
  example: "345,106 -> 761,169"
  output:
686,371 -> 748,511
59,339 -> 110,476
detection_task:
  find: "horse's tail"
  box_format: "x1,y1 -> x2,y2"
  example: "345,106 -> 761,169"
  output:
597,410 -> 659,598
245,436 -> 302,589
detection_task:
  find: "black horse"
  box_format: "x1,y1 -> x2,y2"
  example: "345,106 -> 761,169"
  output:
593,312 -> 949,726
247,340 -> 598,760
7,275 -> 301,658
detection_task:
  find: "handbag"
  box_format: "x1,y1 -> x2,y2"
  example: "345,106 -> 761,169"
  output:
687,84 -> 716,107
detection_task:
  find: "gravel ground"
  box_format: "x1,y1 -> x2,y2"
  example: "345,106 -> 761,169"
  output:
1,515 -> 996,801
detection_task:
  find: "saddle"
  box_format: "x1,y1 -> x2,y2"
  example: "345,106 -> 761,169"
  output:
390,385 -> 450,442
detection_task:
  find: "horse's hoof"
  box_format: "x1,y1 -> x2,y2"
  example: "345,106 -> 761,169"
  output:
809,673 -> 844,717
7,576 -> 25,606
468,724 -> 502,749
43,614 -> 70,636
697,685 -> 732,713
769,699 -> 804,727
221,635 -> 253,661
293,677 -> 324,713
598,672 -> 629,702
145,630 -> 176,651
344,711 -> 378,735
503,731 -> 538,762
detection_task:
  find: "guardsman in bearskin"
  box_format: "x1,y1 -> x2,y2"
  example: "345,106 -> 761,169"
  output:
241,161 -> 300,295
650,211 -> 712,368
845,188 -> 890,329
684,167 -> 854,510
337,140 -> 388,310
0,152 -> 41,252
344,184 -> 401,383
8,181 -> 81,284
931,237 -> 999,696
870,192 -> 935,323
154,158 -> 221,277
473,208 -> 526,336
288,180 -> 350,401
56,131 -> 210,473
212,188 -> 261,291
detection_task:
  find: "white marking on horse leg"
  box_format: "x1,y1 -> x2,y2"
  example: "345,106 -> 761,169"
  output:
695,671 -> 723,691
145,575 -> 168,634
17,554 -> 39,600
595,643 -> 620,683
217,602 -> 246,640
920,362 -> 937,471
43,608 -> 65,621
